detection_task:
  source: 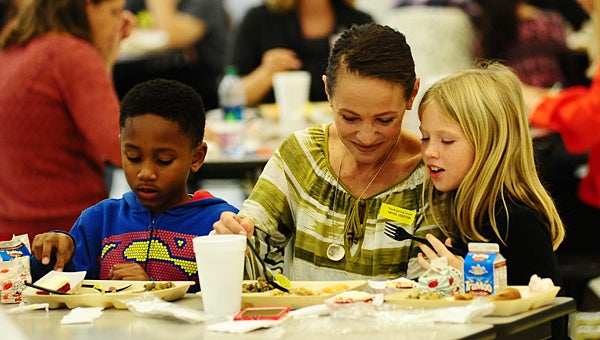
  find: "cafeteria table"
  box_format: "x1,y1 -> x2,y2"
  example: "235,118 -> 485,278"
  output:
1,294 -> 575,340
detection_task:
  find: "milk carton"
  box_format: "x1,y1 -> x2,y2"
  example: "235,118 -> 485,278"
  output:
463,242 -> 507,296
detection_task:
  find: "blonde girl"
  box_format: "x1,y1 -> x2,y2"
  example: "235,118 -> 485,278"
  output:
417,62 -> 564,287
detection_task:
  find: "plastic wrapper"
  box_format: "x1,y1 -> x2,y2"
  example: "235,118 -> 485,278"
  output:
261,299 -> 494,338
122,292 -> 205,323
0,234 -> 32,303
368,277 -> 420,299
418,257 -> 463,297
324,290 -> 384,319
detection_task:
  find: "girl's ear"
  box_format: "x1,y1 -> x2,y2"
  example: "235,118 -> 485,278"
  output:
190,142 -> 207,173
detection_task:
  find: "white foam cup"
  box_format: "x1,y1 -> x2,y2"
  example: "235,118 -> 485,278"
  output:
272,70 -> 311,124
193,234 -> 246,318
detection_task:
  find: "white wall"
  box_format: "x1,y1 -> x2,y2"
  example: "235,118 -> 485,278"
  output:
354,0 -> 396,22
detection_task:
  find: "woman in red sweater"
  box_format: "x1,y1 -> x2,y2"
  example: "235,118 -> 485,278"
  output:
0,0 -> 134,243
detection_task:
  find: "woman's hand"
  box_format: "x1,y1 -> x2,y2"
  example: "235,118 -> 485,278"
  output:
108,263 -> 150,281
417,233 -> 464,272
260,48 -> 302,74
242,48 -> 303,105
212,211 -> 255,238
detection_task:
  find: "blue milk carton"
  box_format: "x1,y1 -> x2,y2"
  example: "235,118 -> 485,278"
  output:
463,243 -> 507,296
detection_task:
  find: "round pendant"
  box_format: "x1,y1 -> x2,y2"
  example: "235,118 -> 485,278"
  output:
327,243 -> 345,261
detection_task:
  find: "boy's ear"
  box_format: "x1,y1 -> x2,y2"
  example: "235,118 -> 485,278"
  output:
190,142 -> 207,173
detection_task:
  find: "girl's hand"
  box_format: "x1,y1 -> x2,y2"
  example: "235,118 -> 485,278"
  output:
417,233 -> 464,272
212,211 -> 255,238
108,263 -> 150,281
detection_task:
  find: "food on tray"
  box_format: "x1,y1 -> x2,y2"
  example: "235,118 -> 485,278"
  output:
243,279 -> 350,296
144,281 -> 174,291
35,274 -> 70,295
526,275 -> 555,295
271,283 -> 349,296
242,277 -> 275,293
492,287 -> 521,301
330,290 -> 374,304
322,283 -> 350,294
454,292 -> 475,300
272,287 -> 315,296
407,291 -> 444,300
387,278 -> 417,289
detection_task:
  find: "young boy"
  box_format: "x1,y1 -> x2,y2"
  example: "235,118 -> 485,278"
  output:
30,79 -> 239,292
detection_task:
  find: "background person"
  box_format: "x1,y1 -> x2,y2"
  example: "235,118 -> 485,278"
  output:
0,0 -> 134,243
214,23 -> 444,282
229,0 -> 372,106
0,0 -> 22,34
117,0 -> 228,110
522,0 -> 600,256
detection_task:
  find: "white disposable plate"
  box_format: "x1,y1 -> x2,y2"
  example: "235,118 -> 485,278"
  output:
385,285 -> 560,316
23,279 -> 194,309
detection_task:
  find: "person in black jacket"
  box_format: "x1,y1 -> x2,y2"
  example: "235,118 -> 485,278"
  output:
229,0 -> 372,106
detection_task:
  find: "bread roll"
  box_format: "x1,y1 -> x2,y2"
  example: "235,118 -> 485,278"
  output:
492,287 -> 521,300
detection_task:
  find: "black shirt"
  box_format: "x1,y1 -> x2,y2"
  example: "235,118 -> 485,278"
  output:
230,2 -> 372,103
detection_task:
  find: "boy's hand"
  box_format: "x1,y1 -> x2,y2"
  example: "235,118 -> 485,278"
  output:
31,232 -> 74,271
108,263 -> 150,281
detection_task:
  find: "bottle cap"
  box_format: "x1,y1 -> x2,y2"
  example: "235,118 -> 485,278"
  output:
225,65 -> 238,75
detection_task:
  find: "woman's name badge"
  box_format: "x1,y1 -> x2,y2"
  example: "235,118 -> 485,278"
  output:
379,203 -> 416,225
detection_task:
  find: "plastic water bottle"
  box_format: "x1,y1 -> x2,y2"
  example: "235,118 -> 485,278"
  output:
216,65 -> 246,157
218,65 -> 246,121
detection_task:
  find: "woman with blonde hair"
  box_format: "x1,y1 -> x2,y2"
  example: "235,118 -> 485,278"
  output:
417,62 -> 566,337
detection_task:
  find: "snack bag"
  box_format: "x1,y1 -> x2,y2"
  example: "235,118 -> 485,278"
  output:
0,234 -> 31,261
418,257 -> 463,297
0,234 -> 32,304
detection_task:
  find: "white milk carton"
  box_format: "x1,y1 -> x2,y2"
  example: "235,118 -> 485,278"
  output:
463,242 -> 507,296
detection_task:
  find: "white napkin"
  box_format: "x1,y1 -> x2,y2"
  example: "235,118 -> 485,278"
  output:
60,307 -> 104,324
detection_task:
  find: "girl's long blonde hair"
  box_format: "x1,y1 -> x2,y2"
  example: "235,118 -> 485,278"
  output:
418,62 -> 565,250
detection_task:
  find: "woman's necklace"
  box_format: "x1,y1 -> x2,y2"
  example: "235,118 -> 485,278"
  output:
327,148 -> 346,261
326,137 -> 399,261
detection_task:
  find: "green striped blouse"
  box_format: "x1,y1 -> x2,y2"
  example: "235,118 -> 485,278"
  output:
241,124 -> 443,281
